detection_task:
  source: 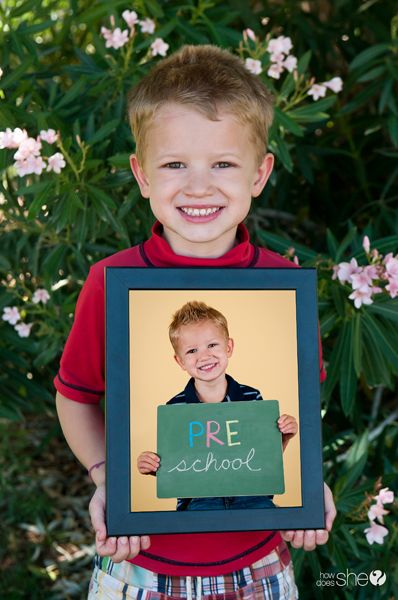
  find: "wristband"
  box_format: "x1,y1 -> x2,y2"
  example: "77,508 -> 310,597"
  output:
88,460 -> 106,479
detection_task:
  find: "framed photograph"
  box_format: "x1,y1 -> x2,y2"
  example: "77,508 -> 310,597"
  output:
105,268 -> 324,535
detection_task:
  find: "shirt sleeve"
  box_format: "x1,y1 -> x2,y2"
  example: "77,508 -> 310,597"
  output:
54,264 -> 105,403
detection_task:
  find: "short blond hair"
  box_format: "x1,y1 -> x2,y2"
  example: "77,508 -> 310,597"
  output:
127,44 -> 274,166
169,301 -> 229,353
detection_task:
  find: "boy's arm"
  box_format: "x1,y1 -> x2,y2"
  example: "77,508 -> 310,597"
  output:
56,392 -> 150,561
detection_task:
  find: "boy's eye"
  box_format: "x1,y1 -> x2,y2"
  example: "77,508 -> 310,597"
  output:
186,348 -> 197,354
208,343 -> 218,348
164,162 -> 185,169
214,161 -> 233,168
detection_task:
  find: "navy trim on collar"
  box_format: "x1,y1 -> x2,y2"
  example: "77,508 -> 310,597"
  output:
183,374 -> 244,404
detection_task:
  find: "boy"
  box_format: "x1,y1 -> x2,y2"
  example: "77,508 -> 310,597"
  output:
138,300 -> 298,511
55,45 -> 335,599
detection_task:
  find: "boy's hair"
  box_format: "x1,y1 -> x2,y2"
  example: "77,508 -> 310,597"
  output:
127,44 -> 274,166
169,301 -> 229,353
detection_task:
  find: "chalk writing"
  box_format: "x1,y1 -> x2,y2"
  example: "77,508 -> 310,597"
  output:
168,447 -> 261,474
189,419 -> 241,448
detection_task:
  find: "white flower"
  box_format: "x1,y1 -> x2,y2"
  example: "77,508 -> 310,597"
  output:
374,487 -> 394,505
47,152 -> 66,174
15,322 -> 33,338
2,306 -> 21,325
245,58 -> 262,75
267,62 -> 284,79
0,128 -> 28,149
270,52 -> 284,64
39,129 -> 58,144
349,287 -> 373,309
122,10 -> 139,28
384,255 -> 398,278
267,35 -> 293,56
140,18 -> 156,34
13,137 -> 41,160
283,55 -> 297,73
308,83 -> 327,101
386,278 -> 398,299
335,258 -> 360,283
0,67 -> 3,79
364,521 -> 388,545
15,155 -> 46,176
101,26 -> 129,49
324,76 -> 343,93
32,288 -> 50,304
150,38 -> 169,57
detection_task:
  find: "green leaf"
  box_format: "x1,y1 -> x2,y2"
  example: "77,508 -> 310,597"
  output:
352,313 -> 362,377
335,227 -> 357,262
108,153 -> 131,168
255,230 -> 318,260
297,50 -> 311,75
361,315 -> 393,386
320,311 -> 337,337
274,107 -> 304,137
53,79 -> 87,110
87,119 -> 120,145
357,65 -> 386,82
269,135 -> 293,172
326,229 -> 338,258
339,319 -> 357,416
349,43 -> 390,71
388,114 -> 398,147
27,182 -> 54,220
368,298 -> 398,323
0,57 -> 35,89
362,313 -> 398,372
288,96 -> 336,123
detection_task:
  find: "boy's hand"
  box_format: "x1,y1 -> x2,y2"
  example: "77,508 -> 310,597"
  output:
89,483 -> 151,561
281,483 -> 337,551
278,414 -> 298,450
137,451 -> 160,475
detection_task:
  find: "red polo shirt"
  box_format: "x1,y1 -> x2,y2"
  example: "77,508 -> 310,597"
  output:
55,221 -> 325,575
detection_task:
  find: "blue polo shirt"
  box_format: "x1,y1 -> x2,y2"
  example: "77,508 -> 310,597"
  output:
167,373 -> 263,405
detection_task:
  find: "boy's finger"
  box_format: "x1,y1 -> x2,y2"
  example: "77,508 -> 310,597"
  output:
96,534 -> 117,556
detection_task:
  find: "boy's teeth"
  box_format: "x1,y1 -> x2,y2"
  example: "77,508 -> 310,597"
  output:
181,207 -> 219,217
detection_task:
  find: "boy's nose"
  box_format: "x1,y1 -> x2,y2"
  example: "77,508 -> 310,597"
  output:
183,169 -> 213,197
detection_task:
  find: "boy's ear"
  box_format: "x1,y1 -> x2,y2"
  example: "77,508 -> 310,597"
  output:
227,338 -> 234,357
251,153 -> 274,198
174,354 -> 186,371
130,154 -> 150,198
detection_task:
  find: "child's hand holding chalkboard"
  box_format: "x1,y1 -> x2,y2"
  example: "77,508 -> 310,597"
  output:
137,451 -> 160,476
278,414 -> 298,452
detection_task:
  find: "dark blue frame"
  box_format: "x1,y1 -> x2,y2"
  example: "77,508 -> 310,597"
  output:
106,267 -> 324,535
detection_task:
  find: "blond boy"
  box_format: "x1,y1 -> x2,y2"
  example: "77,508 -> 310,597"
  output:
56,45 -> 335,599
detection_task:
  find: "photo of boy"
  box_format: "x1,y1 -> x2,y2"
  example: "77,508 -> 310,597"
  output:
137,300 -> 298,511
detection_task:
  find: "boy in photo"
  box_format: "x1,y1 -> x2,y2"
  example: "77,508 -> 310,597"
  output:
138,300 -> 298,511
55,44 -> 335,599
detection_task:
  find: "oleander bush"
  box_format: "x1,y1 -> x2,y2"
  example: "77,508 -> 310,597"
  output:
0,0 -> 397,598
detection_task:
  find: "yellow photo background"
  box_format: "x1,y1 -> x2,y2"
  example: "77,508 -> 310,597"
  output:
129,290 -> 302,511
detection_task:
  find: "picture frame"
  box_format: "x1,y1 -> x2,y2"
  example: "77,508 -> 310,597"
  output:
105,267 -> 325,535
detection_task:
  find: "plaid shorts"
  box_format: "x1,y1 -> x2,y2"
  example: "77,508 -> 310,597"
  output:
88,540 -> 298,600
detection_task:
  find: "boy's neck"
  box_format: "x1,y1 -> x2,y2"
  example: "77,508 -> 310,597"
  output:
194,374 -> 228,403
162,227 -> 238,259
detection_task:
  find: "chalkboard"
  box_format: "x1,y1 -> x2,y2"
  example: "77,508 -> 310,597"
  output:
157,401 -> 285,499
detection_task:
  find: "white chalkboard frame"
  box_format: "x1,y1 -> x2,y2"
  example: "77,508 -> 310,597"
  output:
105,267 -> 325,535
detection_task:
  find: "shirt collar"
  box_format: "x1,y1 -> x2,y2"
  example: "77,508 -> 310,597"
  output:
184,374 -> 241,403
142,221 -> 256,268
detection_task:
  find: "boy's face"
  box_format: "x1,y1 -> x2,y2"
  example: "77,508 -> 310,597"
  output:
174,320 -> 234,384
130,103 -> 274,258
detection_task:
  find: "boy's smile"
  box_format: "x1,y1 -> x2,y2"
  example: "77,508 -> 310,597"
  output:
130,103 -> 274,258
174,320 -> 234,388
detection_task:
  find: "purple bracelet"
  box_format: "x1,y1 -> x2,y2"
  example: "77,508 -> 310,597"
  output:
88,460 -> 106,479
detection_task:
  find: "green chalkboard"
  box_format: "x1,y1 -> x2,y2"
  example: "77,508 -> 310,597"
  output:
157,401 -> 285,499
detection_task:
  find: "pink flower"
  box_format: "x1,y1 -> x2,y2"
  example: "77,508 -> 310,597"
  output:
349,287 -> 373,308
14,322 -> 33,338
0,127 -> 28,149
364,264 -> 379,280
324,76 -> 343,93
364,521 -> 388,545
267,36 -> 293,56
39,129 -> 58,144
335,258 -> 360,283
351,268 -> 374,290
15,155 -> 46,176
122,10 -> 139,28
293,255 -> 299,265
140,18 -> 155,34
374,487 -> 394,505
2,306 -> 21,325
270,52 -> 284,64
384,255 -> 398,279
47,152 -> 66,174
362,235 -> 370,254
243,28 -> 256,42
150,38 -> 169,57
14,137 -> 41,160
267,62 -> 284,79
386,278 -> 398,299
368,503 -> 389,523
283,55 -> 297,73
245,58 -> 262,75
101,26 -> 129,49
32,289 -> 50,304
308,83 -> 327,101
